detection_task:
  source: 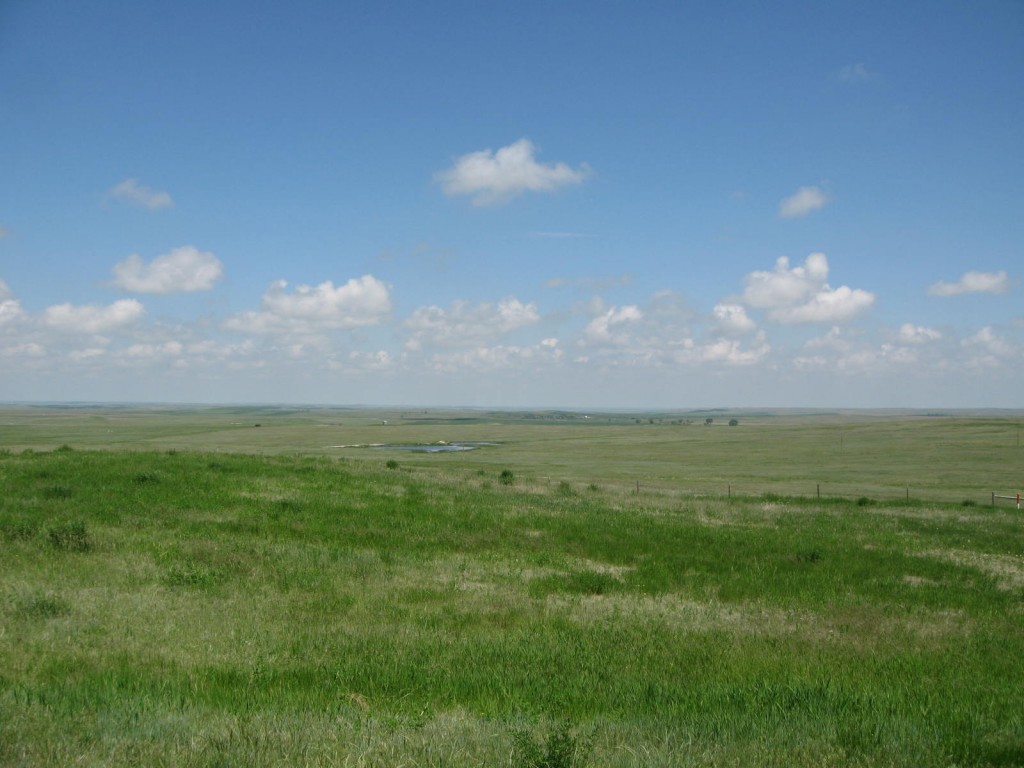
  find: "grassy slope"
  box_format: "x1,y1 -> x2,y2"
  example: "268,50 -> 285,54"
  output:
1,442 -> 1022,766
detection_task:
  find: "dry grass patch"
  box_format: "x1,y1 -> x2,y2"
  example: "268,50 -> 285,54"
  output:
917,548 -> 1024,591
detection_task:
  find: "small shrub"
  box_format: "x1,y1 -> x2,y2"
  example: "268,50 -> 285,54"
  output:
856,496 -> 873,507
961,499 -> 976,507
386,459 -> 399,470
133,471 -> 160,484
588,483 -> 600,492
556,480 -> 576,497
47,520 -> 91,552
54,444 -> 75,453
499,469 -> 515,486
729,419 -> 739,426
512,721 -> 593,768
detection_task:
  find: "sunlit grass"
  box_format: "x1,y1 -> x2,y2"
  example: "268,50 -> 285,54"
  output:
1,431 -> 1023,765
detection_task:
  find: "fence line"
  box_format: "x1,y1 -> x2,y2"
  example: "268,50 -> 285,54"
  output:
992,492 -> 1022,509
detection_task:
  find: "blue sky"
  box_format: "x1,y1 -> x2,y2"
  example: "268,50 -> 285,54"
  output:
1,0 -> 1021,407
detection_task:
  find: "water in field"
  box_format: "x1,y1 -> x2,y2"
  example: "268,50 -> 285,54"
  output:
371,442 -> 497,453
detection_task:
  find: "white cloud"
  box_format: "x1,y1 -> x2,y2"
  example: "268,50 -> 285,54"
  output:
897,323 -> 942,344
962,326 -> 1014,357
69,348 -> 107,362
772,285 -> 875,324
226,275 -> 392,334
425,341 -> 563,374
712,303 -> 756,335
928,270 -> 1009,296
584,305 -> 643,346
693,334 -> 770,366
436,138 -> 591,206
0,298 -> 27,330
112,246 -> 223,294
742,253 -> 874,324
404,297 -> 540,350
109,178 -> 174,209
42,299 -> 145,334
778,186 -> 829,219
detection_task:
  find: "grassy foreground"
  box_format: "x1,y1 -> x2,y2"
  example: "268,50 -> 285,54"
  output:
1,444 -> 1022,766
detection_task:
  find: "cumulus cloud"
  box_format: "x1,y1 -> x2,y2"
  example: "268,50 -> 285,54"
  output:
742,253 -> 874,324
404,297 -> 540,350
226,275 -> 392,334
962,326 -> 1014,357
42,299 -> 145,334
712,303 -> 756,335
584,305 -> 643,346
112,246 -> 223,293
897,323 -> 942,344
778,186 -> 829,219
928,270 -> 1009,296
436,138 -> 591,206
108,178 -> 174,209
0,279 -> 26,330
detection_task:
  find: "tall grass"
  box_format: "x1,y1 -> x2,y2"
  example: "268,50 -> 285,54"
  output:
1,447 -> 1022,766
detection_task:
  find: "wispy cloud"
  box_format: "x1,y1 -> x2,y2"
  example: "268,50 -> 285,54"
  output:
545,273 -> 632,291
108,178 -> 174,210
436,139 -> 591,206
928,270 -> 1009,296
112,246 -> 223,294
836,63 -> 876,83
778,185 -> 829,219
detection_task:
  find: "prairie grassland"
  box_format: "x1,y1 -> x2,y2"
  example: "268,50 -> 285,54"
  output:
1,432 -> 1022,766
2,405 -> 1022,501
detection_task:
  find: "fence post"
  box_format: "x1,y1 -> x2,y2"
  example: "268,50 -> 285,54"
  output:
817,484 -> 820,499
992,492 -> 995,508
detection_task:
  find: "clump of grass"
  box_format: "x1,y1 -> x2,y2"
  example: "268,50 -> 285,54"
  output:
386,459 -> 400,470
961,499 -> 976,507
555,481 -> 576,497
46,520 -> 91,552
42,485 -> 73,500
796,550 -> 823,564
54,444 -> 75,453
1,518 -> 40,542
133,471 -> 160,484
856,496 -> 873,507
512,721 -> 593,768
12,591 -> 71,620
500,469 -> 515,486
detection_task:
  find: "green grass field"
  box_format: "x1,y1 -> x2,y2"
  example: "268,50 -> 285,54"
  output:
1,406 -> 1022,766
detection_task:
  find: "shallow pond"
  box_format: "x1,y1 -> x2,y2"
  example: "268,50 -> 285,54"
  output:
370,442 -> 497,453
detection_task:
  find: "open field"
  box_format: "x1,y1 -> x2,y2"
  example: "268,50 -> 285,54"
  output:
1,404 -> 1022,502
1,406 -> 1023,766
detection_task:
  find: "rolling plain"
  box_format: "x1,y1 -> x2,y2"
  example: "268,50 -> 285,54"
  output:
1,404 -> 1022,766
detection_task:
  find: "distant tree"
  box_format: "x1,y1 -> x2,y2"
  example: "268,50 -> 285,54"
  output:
729,419 -> 739,427
705,417 -> 713,425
